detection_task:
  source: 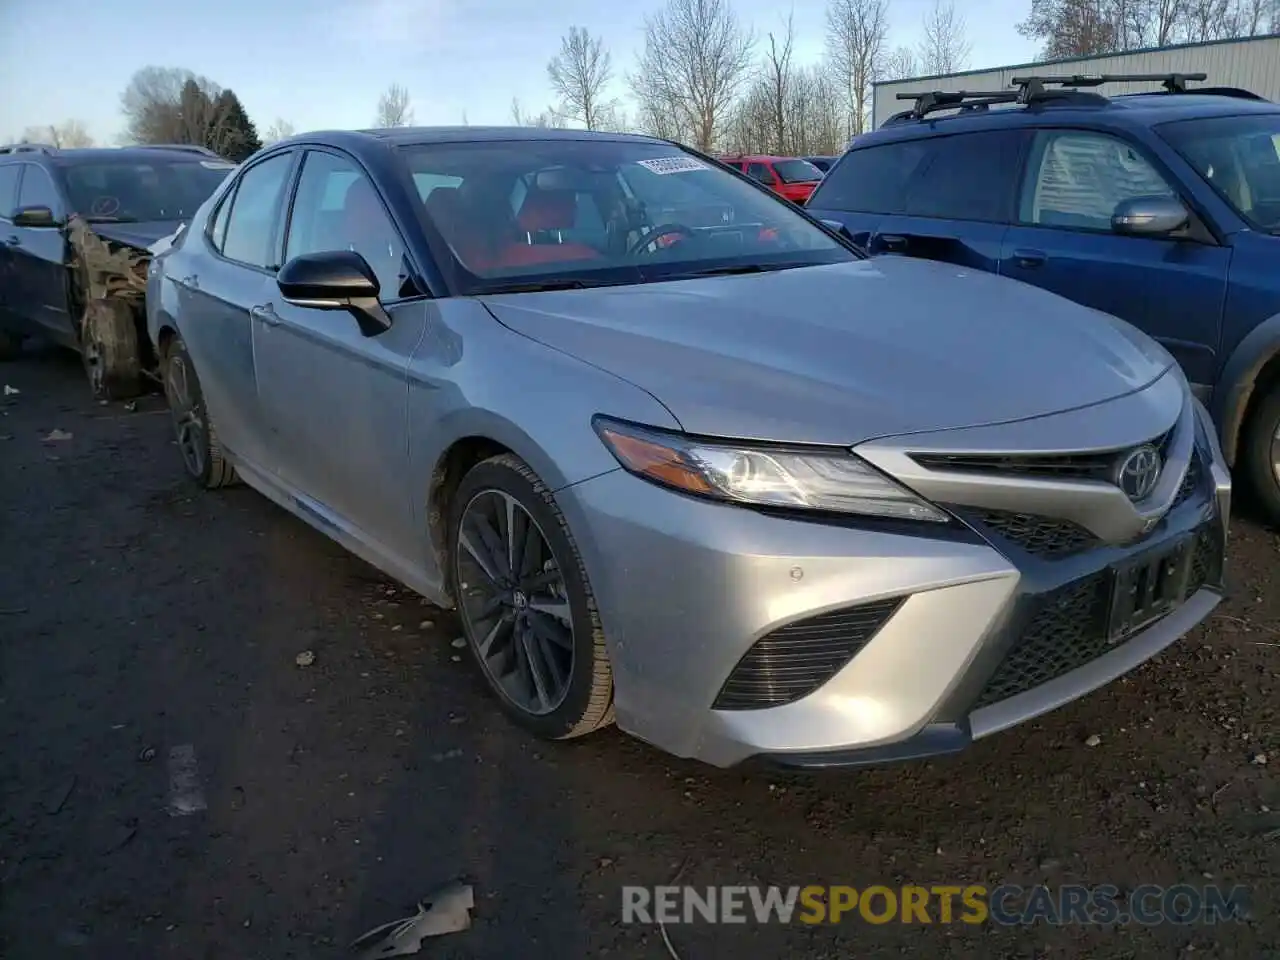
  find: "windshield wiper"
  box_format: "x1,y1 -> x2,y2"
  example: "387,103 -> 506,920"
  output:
84,215 -> 140,223
472,278 -> 627,295
664,262 -> 807,280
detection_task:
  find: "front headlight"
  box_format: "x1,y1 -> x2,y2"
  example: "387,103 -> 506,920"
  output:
593,417 -> 948,523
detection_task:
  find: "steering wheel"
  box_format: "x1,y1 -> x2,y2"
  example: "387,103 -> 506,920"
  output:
89,195 -> 121,217
627,223 -> 696,257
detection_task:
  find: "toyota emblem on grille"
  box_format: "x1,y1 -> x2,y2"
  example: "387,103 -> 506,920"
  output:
1115,444 -> 1162,502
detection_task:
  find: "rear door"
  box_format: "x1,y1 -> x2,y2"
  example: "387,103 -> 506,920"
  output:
0,163 -> 21,328
10,163 -> 74,344
869,129 -> 1028,272
804,138 -> 933,251
999,127 -> 1230,389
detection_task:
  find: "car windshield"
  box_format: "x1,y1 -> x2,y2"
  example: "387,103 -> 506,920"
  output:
399,138 -> 855,293
1158,113 -> 1280,234
59,158 -> 234,223
773,159 -> 823,183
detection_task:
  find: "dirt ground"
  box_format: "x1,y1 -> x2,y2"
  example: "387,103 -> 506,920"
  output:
1,345 -> 1276,960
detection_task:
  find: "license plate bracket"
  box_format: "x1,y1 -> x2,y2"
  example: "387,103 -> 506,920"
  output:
1107,535 -> 1195,643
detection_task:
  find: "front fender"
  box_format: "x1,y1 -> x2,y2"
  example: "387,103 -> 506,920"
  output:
1211,311 -> 1280,465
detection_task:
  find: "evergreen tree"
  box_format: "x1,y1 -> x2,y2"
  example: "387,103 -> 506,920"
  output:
214,89 -> 262,162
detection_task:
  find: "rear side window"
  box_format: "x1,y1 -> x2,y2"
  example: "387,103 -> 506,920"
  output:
0,165 -> 19,218
221,152 -> 294,269
903,131 -> 1026,222
809,140 -> 931,214
747,162 -> 773,184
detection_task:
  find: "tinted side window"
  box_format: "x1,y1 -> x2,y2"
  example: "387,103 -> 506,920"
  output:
809,140 -> 932,214
222,152 -> 294,269
16,165 -> 60,212
1020,130 -> 1177,231
285,150 -> 408,299
0,165 -> 19,218
747,162 -> 773,183
903,131 -> 1025,222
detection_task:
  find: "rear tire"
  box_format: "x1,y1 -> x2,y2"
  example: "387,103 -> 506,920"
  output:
0,328 -> 22,360
162,335 -> 238,489
80,300 -> 142,400
447,453 -> 614,740
1241,384 -> 1280,527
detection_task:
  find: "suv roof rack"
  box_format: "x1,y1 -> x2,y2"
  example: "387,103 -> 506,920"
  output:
1009,72 -> 1207,94
0,142 -> 55,155
136,144 -> 222,158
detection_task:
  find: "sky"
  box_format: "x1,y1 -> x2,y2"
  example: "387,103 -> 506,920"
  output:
0,0 -> 1040,144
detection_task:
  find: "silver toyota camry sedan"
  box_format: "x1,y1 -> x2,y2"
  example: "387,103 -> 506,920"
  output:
145,126 -> 1230,769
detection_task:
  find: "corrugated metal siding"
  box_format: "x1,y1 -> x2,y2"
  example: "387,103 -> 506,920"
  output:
872,35 -> 1280,128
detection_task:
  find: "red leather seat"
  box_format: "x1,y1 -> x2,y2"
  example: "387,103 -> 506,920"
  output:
494,188 -> 601,267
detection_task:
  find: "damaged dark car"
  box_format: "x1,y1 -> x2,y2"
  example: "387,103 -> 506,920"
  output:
0,144 -> 235,398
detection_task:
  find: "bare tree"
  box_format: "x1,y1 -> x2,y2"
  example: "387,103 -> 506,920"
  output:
918,0 -> 972,75
631,0 -> 755,151
883,45 -> 919,82
20,120 -> 94,148
510,97 -> 564,128
547,27 -> 615,130
826,0 -> 888,136
263,118 -> 296,144
120,66 -> 227,145
375,84 -> 414,127
763,14 -> 796,155
1181,0 -> 1235,38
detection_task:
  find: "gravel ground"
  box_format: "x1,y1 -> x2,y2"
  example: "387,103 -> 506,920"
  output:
1,345 -> 1277,960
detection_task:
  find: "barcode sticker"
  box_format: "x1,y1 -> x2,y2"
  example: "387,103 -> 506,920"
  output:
636,156 -> 709,175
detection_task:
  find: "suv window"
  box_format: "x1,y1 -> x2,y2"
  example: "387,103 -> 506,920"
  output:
809,140 -> 932,214
222,152 -> 294,269
0,164 -> 19,218
747,162 -> 773,184
1020,130 -> 1176,231
904,131 -> 1025,222
1159,114 -> 1280,234
16,165 -> 60,213
285,150 -> 409,299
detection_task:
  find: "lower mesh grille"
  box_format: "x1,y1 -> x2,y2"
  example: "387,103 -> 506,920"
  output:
713,597 -> 905,711
974,523 -> 1221,709
971,510 -> 1099,559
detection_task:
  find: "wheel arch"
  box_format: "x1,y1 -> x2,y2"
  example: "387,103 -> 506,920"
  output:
1213,312 -> 1280,466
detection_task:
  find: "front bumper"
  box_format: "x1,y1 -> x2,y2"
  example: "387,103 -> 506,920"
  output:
557,401 -> 1230,769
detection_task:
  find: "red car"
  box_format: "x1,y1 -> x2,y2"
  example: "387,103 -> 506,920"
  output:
718,155 -> 824,203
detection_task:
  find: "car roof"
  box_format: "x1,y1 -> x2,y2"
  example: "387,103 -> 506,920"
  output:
281,126 -> 668,148
861,91 -> 1280,146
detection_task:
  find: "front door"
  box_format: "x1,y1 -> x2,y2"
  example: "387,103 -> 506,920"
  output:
999,128 -> 1231,391
252,147 -> 426,567
10,163 -> 74,346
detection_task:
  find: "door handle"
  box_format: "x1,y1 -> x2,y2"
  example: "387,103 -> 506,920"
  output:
250,303 -> 280,326
1012,248 -> 1047,269
4,235 -> 20,247
877,234 -> 908,253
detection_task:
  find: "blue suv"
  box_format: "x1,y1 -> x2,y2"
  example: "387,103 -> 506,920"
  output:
807,74 -> 1280,523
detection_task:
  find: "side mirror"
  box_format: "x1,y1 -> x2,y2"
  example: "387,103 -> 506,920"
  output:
1111,196 -> 1190,237
12,205 -> 58,228
276,250 -> 392,338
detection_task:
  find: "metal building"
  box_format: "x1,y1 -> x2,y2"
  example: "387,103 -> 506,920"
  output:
872,33 -> 1280,129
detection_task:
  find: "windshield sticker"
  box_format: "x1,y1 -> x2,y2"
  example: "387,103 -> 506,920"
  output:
200,160 -> 236,170
636,156 -> 710,175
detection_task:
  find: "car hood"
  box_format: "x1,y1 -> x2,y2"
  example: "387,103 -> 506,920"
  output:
87,220 -> 185,251
480,257 -> 1175,445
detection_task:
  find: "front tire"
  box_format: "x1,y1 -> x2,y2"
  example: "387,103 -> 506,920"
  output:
1242,385 -> 1280,526
162,335 -> 238,489
447,454 -> 614,740
80,300 -> 142,400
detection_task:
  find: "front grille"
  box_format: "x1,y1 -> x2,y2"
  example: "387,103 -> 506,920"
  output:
912,429 -> 1174,484
1172,454 -> 1202,509
713,597 -> 904,711
973,574 -> 1111,708
969,510 -> 1099,559
973,523 -> 1221,709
